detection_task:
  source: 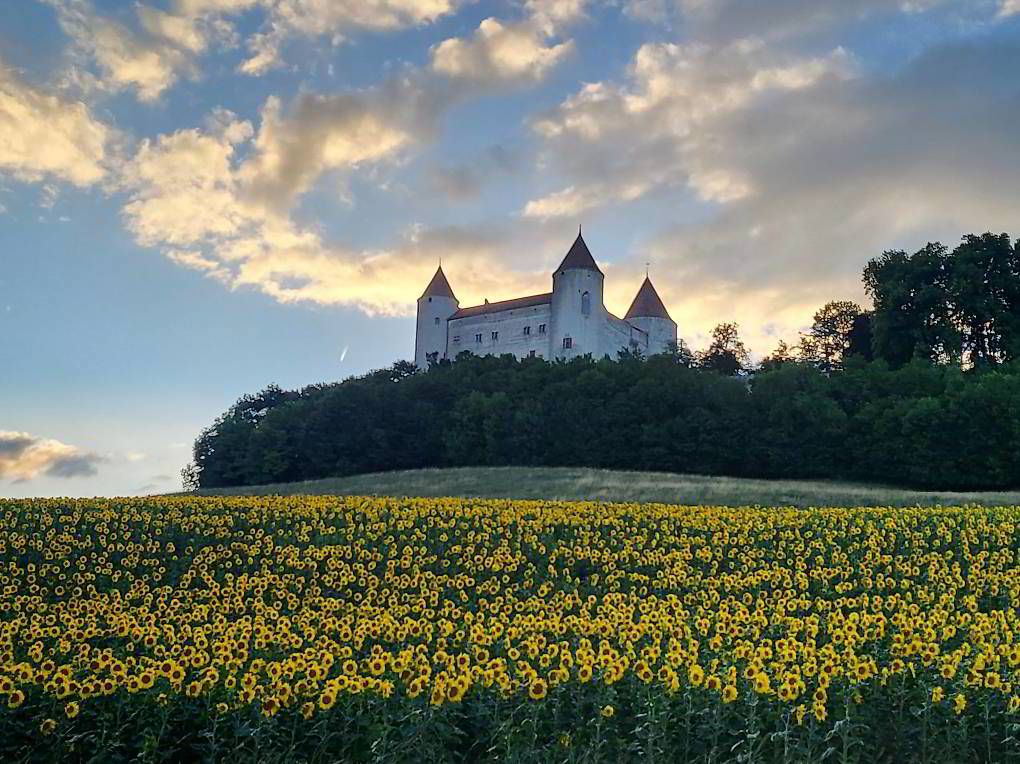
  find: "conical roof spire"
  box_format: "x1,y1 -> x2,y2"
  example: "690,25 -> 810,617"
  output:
420,265 -> 457,300
625,276 -> 672,321
556,230 -> 602,274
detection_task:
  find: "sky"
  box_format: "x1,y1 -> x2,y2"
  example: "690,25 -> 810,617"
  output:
2,0 -> 1020,498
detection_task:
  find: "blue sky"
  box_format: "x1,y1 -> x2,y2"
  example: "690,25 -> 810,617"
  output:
2,0 -> 1020,497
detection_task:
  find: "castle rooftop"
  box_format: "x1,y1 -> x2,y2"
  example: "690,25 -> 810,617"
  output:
556,231 -> 602,275
420,265 -> 457,300
624,276 -> 672,321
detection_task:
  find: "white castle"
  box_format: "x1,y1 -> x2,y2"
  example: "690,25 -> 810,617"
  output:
415,231 -> 678,369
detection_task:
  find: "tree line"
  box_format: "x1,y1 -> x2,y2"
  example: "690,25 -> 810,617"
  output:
187,232 -> 1020,491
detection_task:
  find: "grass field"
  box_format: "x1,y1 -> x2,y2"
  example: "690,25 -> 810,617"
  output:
192,465 -> 1020,507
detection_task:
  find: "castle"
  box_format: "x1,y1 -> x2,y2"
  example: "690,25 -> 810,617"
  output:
415,232 -> 678,369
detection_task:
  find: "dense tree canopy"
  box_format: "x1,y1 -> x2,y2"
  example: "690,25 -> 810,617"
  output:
192,353 -> 1020,492
191,232 -> 1020,492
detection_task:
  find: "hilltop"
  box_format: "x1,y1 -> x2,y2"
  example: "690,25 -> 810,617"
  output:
190,466 -> 1020,507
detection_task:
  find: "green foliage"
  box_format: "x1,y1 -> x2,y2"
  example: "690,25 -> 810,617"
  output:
865,233 -> 1020,367
696,322 -> 750,376
191,353 -> 1020,492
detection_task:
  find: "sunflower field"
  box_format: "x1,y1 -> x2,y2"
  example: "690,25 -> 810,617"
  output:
1,497 -> 1019,762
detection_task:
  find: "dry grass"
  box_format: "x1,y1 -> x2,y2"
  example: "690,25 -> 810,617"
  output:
191,466 -> 1020,507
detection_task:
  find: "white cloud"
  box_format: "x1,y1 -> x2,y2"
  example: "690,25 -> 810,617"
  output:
47,0 -> 470,100
0,60 -> 111,187
0,431 -> 105,481
526,40 -> 851,215
523,182 -> 651,218
237,83 -> 429,212
430,1 -> 585,85
238,0 -> 468,75
48,0 -> 209,102
526,0 -> 588,32
999,0 -> 1020,16
432,17 -> 574,84
119,103 -> 547,315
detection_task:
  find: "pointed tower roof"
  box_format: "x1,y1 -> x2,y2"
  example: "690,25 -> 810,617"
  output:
420,265 -> 457,300
625,276 -> 672,321
556,231 -> 603,275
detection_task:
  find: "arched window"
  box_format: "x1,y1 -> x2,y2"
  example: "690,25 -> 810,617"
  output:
581,291 -> 591,316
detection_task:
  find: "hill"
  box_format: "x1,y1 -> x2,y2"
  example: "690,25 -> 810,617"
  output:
191,466 -> 1020,507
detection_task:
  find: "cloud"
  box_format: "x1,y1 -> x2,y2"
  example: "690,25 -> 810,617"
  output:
526,39 -> 852,216
116,0 -> 586,316
47,0 -> 223,102
0,431 -> 106,481
0,59 -> 111,186
431,17 -> 574,84
627,0 -> 963,39
237,77 -> 443,212
238,0 -> 468,75
430,1 -> 585,86
1000,0 -> 1020,16
48,0 -> 469,97
119,103 -> 552,315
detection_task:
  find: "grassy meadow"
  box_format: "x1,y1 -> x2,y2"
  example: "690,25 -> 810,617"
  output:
191,465 -> 1020,508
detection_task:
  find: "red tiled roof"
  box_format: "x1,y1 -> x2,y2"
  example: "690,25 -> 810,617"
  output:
450,293 -> 552,319
624,276 -> 672,321
420,266 -> 457,300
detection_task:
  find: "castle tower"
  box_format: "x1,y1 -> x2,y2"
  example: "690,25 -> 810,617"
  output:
625,275 -> 677,356
414,265 -> 459,369
551,231 -> 604,360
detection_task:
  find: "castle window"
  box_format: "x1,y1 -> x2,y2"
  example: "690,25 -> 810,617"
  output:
434,317 -> 440,326
452,336 -> 460,343
581,291 -> 591,316
491,331 -> 499,341
523,326 -> 531,336
529,350 -> 536,358
538,323 -> 546,334
475,333 -> 482,343
563,337 -> 573,350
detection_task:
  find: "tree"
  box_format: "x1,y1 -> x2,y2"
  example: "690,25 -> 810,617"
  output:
180,463 -> 200,491
664,339 -> 696,367
697,323 -> 750,376
864,243 -> 960,366
799,301 -> 867,372
845,312 -> 874,362
949,233 -> 1020,366
758,340 -> 798,372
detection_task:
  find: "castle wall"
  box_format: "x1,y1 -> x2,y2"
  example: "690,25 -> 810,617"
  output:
601,314 -> 646,359
448,303 -> 552,360
551,268 -> 605,361
415,294 -> 458,368
627,316 -> 677,356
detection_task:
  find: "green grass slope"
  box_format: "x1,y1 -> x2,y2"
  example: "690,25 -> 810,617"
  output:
192,466 -> 1020,507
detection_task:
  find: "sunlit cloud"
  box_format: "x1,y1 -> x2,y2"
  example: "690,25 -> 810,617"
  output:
0,58 -> 111,186
0,431 -> 106,482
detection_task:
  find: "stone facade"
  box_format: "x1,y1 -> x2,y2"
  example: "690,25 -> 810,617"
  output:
414,233 -> 678,369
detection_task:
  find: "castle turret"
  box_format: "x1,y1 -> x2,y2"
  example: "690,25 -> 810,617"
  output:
551,231 -> 604,360
624,275 -> 677,356
415,265 -> 459,369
